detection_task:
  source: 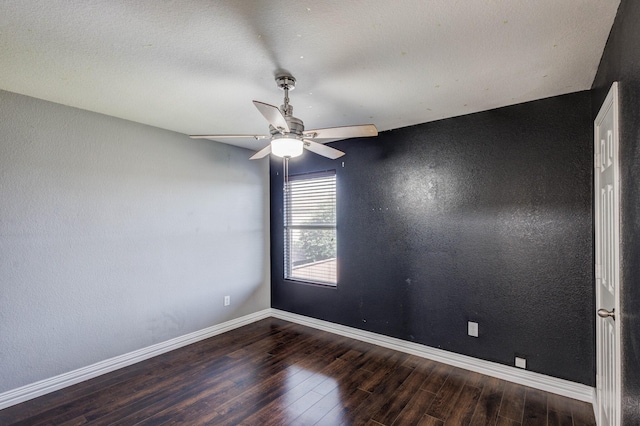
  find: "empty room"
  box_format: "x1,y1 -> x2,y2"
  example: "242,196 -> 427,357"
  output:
1,1 -> 639,425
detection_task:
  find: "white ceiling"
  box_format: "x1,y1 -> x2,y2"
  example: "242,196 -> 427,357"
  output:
0,1 -> 620,150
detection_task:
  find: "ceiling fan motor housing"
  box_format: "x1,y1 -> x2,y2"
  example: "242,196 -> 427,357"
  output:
270,116 -> 304,139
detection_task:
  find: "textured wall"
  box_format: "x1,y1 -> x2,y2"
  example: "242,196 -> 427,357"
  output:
592,0 -> 640,422
0,90 -> 270,394
271,91 -> 594,385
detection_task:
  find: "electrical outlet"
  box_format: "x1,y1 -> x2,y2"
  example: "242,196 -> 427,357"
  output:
468,321 -> 479,337
515,357 -> 526,369
224,296 -> 230,306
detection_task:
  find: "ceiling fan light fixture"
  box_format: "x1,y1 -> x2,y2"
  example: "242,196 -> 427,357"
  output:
271,137 -> 303,158
189,74 -> 375,160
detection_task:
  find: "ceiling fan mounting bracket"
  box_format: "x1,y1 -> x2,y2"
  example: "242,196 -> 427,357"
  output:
275,75 -> 296,91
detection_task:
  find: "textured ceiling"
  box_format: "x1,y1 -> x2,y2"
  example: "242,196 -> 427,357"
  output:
0,1 -> 620,150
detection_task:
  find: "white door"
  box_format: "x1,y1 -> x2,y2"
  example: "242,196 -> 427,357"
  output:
595,82 -> 621,426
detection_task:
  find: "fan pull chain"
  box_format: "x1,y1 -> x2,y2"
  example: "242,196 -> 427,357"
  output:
283,156 -> 290,191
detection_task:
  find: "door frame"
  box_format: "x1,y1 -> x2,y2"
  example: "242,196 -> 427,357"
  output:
594,81 -> 622,426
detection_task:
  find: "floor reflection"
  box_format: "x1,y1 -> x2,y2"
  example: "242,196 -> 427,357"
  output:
281,364 -> 342,424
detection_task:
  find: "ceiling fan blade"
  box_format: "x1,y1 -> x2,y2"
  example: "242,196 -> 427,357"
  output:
303,140 -> 345,159
189,134 -> 269,140
253,101 -> 290,133
250,144 -> 272,160
304,124 -> 378,140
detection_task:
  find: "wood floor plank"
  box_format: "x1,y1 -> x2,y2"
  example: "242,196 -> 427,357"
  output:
461,371 -> 488,389
238,364 -> 337,425
119,331 -> 317,425
6,320 -> 291,425
547,409 -> 573,426
92,353 -> 272,424
443,384 -> 482,425
0,358 -> 158,424
305,364 -> 376,426
348,365 -> 414,425
391,389 -> 437,425
495,415 -> 522,426
401,354 -> 436,370
312,361 -> 353,395
85,347 -> 280,424
206,363 -> 315,425
119,378 -> 240,425
371,366 -> 432,425
313,367 -> 375,423
358,349 -> 408,392
315,388 -> 371,425
360,346 -> 404,373
418,413 -> 446,426
567,398 -> 597,426
498,382 -> 526,423
0,318 -> 596,426
339,348 -> 365,363
469,375 -> 506,426
420,362 -> 454,394
288,386 -> 342,425
262,390 -> 326,426
522,387 -> 548,426
546,393 -> 573,417
424,367 -> 468,421
13,356 -> 217,425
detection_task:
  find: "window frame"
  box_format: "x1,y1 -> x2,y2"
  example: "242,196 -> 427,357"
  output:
283,170 -> 337,286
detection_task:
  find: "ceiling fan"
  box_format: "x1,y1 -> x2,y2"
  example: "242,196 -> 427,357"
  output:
189,74 -> 378,160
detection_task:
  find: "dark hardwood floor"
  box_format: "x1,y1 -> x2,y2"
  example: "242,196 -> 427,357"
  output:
0,318 -> 596,425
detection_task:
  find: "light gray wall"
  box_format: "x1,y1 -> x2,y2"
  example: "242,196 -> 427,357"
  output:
0,90 -> 270,394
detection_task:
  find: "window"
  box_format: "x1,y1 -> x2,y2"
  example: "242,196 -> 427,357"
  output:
284,171 -> 337,285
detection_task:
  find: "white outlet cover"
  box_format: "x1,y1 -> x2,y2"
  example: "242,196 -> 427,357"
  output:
224,296 -> 230,306
468,321 -> 479,337
515,357 -> 527,369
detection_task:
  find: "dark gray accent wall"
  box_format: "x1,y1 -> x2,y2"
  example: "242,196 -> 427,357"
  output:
271,91 -> 594,385
592,0 -> 640,421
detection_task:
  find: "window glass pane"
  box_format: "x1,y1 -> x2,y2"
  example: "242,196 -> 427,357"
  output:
288,228 -> 336,284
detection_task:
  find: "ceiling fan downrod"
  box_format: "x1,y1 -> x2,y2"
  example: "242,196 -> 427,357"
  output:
276,75 -> 296,117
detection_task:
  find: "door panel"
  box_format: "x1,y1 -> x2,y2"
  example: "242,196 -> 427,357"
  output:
595,82 -> 621,426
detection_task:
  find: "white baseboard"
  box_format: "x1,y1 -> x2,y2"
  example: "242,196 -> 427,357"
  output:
0,307 -> 595,411
271,309 -> 595,403
0,309 -> 272,410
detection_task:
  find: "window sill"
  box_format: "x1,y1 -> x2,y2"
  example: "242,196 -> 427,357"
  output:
283,278 -> 337,289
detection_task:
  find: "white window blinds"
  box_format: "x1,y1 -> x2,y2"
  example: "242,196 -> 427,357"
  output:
284,171 -> 337,285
